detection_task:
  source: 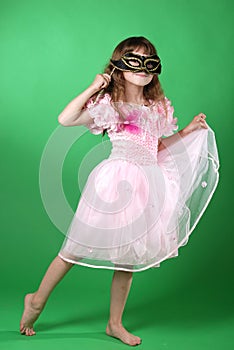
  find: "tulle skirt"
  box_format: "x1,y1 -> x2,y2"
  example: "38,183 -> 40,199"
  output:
59,127 -> 219,272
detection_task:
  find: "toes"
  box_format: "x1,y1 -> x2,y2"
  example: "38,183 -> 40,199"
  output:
128,335 -> 142,346
24,327 -> 35,336
137,338 -> 142,345
20,327 -> 25,335
131,339 -> 141,346
25,328 -> 31,336
30,329 -> 36,336
132,339 -> 141,346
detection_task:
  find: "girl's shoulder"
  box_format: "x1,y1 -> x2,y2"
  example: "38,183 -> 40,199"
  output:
150,96 -> 173,115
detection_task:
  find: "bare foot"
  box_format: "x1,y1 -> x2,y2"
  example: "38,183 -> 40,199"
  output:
20,293 -> 42,336
106,322 -> 142,346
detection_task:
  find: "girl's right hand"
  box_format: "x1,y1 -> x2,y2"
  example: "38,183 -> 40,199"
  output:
185,113 -> 208,133
90,74 -> 111,92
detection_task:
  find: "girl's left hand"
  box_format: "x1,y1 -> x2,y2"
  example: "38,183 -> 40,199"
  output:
185,113 -> 208,133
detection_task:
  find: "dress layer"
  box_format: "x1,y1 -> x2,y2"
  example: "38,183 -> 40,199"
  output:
58,95 -> 219,271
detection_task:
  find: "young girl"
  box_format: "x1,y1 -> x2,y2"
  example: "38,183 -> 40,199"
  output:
20,36 -> 219,346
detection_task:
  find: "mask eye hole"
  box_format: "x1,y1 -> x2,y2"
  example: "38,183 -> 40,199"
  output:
145,60 -> 157,70
146,62 -> 154,69
128,59 -> 141,67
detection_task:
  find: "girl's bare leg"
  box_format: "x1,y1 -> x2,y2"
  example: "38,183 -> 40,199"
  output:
20,255 -> 73,336
106,271 -> 141,346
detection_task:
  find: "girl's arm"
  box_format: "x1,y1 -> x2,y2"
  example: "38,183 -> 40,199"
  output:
158,113 -> 208,151
58,74 -> 111,127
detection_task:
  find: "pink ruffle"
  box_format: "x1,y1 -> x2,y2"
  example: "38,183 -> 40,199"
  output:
86,94 -> 119,134
157,98 -> 178,137
86,94 -> 178,137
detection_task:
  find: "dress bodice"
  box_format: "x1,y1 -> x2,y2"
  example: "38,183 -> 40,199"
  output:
86,94 -> 178,165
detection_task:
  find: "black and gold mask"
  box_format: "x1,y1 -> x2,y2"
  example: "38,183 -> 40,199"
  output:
110,52 -> 162,75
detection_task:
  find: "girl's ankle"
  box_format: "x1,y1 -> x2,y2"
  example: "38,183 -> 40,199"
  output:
31,293 -> 44,311
108,320 -> 122,328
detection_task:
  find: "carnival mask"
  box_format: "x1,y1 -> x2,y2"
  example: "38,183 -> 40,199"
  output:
110,52 -> 162,75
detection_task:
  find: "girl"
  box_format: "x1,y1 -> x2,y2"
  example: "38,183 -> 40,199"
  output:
20,36 -> 219,346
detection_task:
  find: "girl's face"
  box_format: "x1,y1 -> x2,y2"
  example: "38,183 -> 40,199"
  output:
122,48 -> 154,87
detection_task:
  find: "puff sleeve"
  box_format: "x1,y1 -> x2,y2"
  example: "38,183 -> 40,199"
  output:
157,97 -> 178,137
85,93 -> 119,135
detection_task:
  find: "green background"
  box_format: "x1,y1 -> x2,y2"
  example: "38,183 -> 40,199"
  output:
0,0 -> 233,349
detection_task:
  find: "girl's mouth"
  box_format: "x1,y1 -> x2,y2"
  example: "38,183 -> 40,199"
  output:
135,73 -> 148,77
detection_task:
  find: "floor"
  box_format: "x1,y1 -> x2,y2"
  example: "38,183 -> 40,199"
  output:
0,262 -> 233,350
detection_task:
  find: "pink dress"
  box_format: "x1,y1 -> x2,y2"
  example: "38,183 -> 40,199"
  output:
58,94 -> 219,272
